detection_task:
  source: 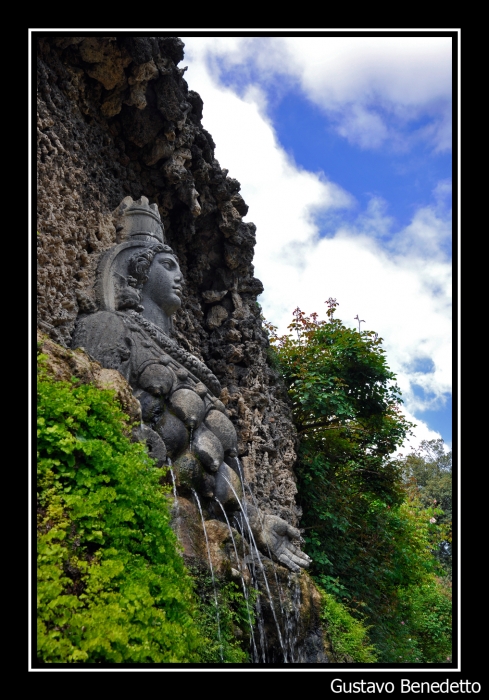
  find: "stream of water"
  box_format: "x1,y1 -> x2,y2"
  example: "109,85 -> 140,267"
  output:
214,497 -> 258,662
192,489 -> 223,662
239,475 -> 293,656
234,514 -> 267,663
221,473 -> 289,663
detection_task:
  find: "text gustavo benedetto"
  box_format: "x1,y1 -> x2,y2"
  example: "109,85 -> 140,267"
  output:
330,679 -> 481,694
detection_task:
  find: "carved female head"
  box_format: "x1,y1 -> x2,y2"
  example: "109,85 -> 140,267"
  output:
96,197 -> 183,330
127,243 -> 183,317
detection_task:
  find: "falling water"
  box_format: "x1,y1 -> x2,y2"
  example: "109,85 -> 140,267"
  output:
234,461 -> 267,662
286,575 -> 302,663
214,498 -> 258,662
236,459 -> 247,511
192,489 -> 223,662
167,458 -> 178,503
234,514 -> 266,663
236,459 -> 293,662
166,457 -> 180,518
189,426 -> 194,453
253,585 -> 267,663
221,474 -> 288,663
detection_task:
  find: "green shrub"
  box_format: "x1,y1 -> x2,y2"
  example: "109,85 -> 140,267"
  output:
392,578 -> 452,663
37,358 -> 204,663
319,589 -> 377,663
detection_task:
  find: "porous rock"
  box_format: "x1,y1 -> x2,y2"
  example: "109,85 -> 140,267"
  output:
36,34 -> 325,662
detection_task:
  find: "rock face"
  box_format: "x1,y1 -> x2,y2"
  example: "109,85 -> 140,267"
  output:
36,35 -> 328,662
37,35 -> 300,528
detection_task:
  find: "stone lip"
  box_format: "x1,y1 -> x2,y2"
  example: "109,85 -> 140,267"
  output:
170,496 -> 250,578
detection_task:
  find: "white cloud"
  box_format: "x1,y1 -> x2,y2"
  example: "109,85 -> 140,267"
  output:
334,104 -> 389,149
182,39 -> 452,448
277,37 -> 452,107
395,408 -> 448,455
183,36 -> 452,152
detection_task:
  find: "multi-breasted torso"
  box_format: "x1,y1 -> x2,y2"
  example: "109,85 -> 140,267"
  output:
72,309 -> 242,505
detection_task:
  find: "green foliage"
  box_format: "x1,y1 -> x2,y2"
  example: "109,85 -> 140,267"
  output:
37,356 -> 204,663
397,578 -> 452,663
265,346 -> 282,371
401,439 -> 452,577
267,305 -> 413,605
364,495 -> 451,661
191,567 -> 257,663
266,303 -> 452,663
378,577 -> 452,664
267,306 -> 409,447
319,589 -> 377,663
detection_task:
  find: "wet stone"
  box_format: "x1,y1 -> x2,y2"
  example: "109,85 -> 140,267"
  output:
194,381 -> 208,398
169,388 -> 205,428
173,451 -> 203,495
204,409 -> 238,455
155,408 -> 188,459
202,472 -> 215,498
139,363 -> 174,396
137,390 -> 163,424
193,423 -> 224,472
214,461 -> 242,511
132,423 -> 167,468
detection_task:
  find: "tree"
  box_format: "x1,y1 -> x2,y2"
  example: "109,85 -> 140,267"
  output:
265,303 -> 451,662
401,439 -> 452,577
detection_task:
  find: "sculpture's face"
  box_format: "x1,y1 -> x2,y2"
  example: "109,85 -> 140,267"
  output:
143,252 -> 183,315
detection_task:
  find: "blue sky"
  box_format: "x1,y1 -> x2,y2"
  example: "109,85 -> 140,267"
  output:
181,35 -> 454,451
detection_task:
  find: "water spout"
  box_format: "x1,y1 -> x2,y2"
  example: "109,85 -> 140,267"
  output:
167,459 -> 178,503
241,479 -> 292,658
287,575 -> 302,663
236,459 -> 295,661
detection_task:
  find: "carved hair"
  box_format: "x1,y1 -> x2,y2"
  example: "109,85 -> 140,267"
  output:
127,242 -> 177,290
96,239 -> 179,313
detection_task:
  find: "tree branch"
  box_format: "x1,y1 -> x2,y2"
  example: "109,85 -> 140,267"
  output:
297,421 -> 366,435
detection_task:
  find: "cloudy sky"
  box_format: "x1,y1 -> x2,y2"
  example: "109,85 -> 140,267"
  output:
180,34 -> 454,451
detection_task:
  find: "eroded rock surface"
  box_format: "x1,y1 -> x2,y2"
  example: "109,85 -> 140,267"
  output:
36,35 -> 329,663
37,35 -> 301,528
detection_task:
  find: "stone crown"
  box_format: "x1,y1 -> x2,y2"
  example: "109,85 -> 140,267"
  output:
115,196 -> 164,244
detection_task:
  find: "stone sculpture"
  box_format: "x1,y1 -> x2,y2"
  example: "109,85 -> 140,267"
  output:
71,196 -> 311,573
